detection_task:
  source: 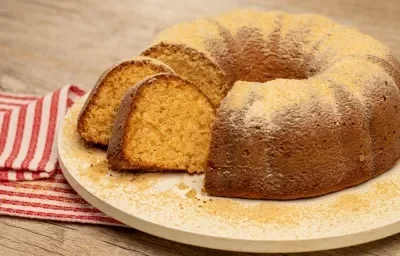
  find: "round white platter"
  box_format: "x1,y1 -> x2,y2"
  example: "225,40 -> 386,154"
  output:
58,95 -> 400,253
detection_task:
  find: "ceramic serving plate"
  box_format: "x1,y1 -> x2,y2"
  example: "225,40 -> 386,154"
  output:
58,94 -> 400,253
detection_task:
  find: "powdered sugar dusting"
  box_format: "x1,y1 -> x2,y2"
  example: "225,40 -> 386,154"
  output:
216,9 -> 281,41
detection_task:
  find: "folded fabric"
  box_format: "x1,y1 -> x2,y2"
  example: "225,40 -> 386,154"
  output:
0,169 -> 120,225
0,85 -> 120,225
0,85 -> 84,181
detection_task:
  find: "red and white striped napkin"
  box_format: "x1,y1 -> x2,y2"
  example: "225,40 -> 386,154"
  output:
0,85 -> 120,225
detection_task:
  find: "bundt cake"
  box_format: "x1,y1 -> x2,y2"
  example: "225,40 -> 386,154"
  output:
80,9 -> 400,199
77,57 -> 174,146
140,10 -> 400,199
107,73 -> 215,173
205,63 -> 400,199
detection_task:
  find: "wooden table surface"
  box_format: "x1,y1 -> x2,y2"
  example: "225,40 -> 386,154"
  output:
1,0 -> 400,255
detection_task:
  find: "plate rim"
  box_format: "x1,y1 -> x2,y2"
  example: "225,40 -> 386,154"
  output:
59,155 -> 400,253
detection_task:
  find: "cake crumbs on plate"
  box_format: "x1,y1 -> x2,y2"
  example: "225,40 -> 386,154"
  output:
185,188 -> 197,199
177,181 -> 189,190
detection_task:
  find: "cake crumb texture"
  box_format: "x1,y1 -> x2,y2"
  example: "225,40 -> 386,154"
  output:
78,57 -> 174,145
107,74 -> 215,173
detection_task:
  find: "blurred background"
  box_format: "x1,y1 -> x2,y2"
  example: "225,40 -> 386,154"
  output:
1,0 -> 399,94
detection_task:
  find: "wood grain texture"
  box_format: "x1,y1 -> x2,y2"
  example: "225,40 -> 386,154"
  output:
0,0 -> 399,255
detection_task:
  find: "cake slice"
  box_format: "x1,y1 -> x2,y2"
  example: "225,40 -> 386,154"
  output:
77,57 -> 174,146
107,73 -> 215,173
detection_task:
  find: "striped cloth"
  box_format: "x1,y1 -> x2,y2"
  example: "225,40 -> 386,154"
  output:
0,85 -> 120,225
